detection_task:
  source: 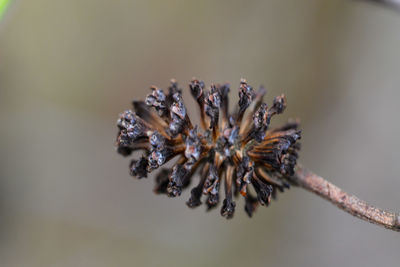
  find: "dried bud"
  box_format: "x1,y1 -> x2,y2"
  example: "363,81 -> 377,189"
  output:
185,126 -> 202,163
253,103 -> 269,142
203,164 -> 220,208
204,85 -> 221,129
219,83 -> 230,118
147,150 -> 167,170
221,197 -> 236,219
251,175 -> 273,206
167,164 -> 188,197
253,103 -> 268,129
150,131 -> 166,150
219,83 -> 230,101
206,193 -> 219,209
217,124 -> 239,157
238,79 -> 254,115
146,86 -> 167,116
169,93 -> 187,136
117,110 -> 148,141
168,79 -> 182,96
171,93 -> 186,120
154,169 -> 170,194
189,79 -> 205,100
116,110 -> 150,158
236,156 -> 253,196
270,94 -> 287,115
147,131 -> 170,171
187,186 -> 203,208
244,194 -> 258,217
130,156 -> 148,178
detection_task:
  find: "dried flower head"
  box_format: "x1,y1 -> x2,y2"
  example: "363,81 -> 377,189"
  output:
116,78 -> 301,218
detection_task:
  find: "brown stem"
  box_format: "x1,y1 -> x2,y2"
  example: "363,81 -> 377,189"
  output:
291,165 -> 400,232
361,0 -> 400,11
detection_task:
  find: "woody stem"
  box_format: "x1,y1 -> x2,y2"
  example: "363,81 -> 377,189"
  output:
362,0 -> 400,10
291,164 -> 400,232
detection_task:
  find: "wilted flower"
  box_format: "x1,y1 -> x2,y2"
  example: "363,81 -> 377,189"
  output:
116,78 -> 301,218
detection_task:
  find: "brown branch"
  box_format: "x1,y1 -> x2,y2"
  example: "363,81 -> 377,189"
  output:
291,165 -> 400,232
361,0 -> 400,11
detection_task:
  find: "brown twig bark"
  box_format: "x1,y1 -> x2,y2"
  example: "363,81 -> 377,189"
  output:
362,0 -> 400,11
291,165 -> 400,232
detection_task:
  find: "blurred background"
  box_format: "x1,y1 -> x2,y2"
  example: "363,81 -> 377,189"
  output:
1,0 -> 400,266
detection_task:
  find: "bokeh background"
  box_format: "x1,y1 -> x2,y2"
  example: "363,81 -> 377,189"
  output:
1,0 -> 400,266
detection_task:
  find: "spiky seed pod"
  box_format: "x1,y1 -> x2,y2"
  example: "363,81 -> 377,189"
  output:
116,78 -> 301,219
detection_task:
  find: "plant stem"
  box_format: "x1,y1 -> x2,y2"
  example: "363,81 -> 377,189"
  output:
291,165 -> 400,232
363,0 -> 400,10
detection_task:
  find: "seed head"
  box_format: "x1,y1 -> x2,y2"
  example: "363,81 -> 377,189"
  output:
116,79 -> 301,219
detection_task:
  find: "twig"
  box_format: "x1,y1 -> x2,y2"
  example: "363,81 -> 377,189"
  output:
361,0 -> 400,11
291,165 -> 400,232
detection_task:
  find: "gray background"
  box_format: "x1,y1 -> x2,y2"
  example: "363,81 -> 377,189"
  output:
1,0 -> 399,266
